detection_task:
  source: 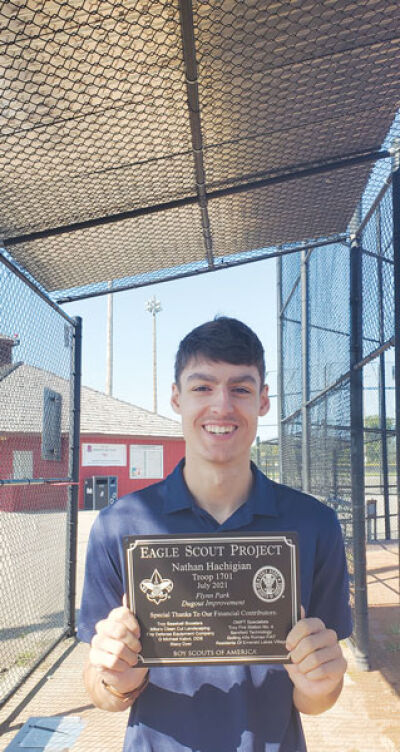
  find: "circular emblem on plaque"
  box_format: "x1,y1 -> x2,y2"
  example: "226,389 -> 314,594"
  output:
253,566 -> 285,602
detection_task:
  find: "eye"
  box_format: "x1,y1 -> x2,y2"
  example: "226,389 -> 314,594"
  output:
192,385 -> 211,392
232,387 -> 251,394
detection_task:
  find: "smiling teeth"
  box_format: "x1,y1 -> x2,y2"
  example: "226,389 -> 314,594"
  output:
204,425 -> 235,434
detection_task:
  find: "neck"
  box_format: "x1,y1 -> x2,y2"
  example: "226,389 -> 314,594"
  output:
183,455 -> 253,524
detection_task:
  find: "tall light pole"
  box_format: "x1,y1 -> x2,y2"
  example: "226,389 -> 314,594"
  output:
145,296 -> 162,413
106,280 -> 113,396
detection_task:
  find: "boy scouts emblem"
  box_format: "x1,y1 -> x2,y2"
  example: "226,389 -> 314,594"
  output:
140,569 -> 174,604
253,566 -> 285,603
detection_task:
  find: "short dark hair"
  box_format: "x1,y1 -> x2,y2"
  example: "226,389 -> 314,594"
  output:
174,317 -> 265,387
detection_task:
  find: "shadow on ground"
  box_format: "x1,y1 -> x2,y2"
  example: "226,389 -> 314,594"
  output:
368,604 -> 400,696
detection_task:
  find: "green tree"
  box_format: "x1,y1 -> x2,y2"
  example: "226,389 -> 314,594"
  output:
364,414 -> 395,467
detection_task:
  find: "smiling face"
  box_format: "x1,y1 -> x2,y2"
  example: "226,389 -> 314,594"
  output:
171,358 -> 270,469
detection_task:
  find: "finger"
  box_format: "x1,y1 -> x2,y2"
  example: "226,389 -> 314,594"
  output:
298,655 -> 347,682
123,593 -> 128,609
289,628 -> 338,664
96,609 -> 141,639
109,604 -> 139,630
300,605 -> 306,619
286,617 -> 325,651
91,633 -> 142,665
96,619 -> 142,653
89,646 -> 134,672
292,644 -> 342,675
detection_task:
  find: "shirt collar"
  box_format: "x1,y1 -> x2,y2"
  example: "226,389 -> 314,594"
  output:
250,461 -> 279,517
163,459 -> 279,519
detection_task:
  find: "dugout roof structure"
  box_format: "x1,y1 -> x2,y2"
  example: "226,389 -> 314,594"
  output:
1,0 -> 400,301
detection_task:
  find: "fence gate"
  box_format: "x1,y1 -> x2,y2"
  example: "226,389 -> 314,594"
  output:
0,255 -> 81,706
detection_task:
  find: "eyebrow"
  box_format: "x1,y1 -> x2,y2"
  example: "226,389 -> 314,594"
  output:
186,372 -> 258,385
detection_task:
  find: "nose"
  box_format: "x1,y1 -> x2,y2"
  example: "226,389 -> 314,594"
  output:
210,386 -> 233,414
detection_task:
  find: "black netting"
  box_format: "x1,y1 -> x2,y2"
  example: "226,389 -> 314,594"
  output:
363,355 -> 397,540
308,381 -> 352,541
361,182 -> 395,359
281,416 -> 302,491
308,243 -> 350,397
0,486 -> 69,700
279,165 -> 398,555
281,253 -> 301,305
0,259 -> 75,703
0,0 -> 399,688
281,276 -> 302,419
0,2 -> 399,300
251,439 -> 279,483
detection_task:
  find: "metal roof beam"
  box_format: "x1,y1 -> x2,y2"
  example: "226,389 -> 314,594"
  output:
4,149 -> 389,248
179,0 -> 214,268
55,233 -> 347,304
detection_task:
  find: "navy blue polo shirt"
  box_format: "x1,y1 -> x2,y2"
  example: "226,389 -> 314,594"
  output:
78,460 -> 352,752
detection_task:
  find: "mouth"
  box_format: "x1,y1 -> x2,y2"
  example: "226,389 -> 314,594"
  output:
203,424 -> 237,435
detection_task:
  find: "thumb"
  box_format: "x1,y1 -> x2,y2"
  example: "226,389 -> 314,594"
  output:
123,593 -> 128,608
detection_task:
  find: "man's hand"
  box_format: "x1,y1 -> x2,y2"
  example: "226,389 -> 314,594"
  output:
284,607 -> 347,715
84,597 -> 148,711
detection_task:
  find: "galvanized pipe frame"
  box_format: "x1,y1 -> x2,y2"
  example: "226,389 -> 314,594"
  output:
301,249 -> 310,494
276,256 -> 283,483
349,215 -> 370,670
0,263 -> 82,705
353,172 -> 393,239
3,152 -> 389,249
0,249 -> 75,326
376,203 -> 391,540
391,154 -> 400,595
56,233 -> 348,305
0,478 -> 75,486
283,316 -> 351,339
281,335 -> 395,427
66,316 -> 82,637
179,0 -> 214,268
277,194 -> 398,669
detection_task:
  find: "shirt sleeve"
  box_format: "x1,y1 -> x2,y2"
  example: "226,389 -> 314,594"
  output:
308,509 -> 353,640
77,512 -> 124,643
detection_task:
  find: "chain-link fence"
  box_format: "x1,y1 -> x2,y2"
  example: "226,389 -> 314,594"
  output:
0,0 -> 399,693
0,2 -> 399,305
0,258 -> 80,705
251,438 -> 280,483
279,172 -> 398,667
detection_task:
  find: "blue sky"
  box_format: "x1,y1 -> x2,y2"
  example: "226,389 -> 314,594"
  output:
63,257 -> 279,441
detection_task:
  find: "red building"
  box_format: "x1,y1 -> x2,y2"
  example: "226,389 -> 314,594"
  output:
78,386 -> 184,509
0,340 -> 184,511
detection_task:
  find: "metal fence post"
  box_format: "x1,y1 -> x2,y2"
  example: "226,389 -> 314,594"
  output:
66,316 -> 82,635
349,210 -> 369,670
391,149 -> 400,588
277,256 -> 283,483
376,204 -> 391,539
301,248 -> 310,493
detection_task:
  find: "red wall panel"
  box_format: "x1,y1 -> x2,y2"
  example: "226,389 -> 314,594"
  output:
0,433 -> 69,511
78,434 -> 185,509
0,433 -> 185,511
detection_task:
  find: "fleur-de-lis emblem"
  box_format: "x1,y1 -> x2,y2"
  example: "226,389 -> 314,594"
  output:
140,569 -> 173,604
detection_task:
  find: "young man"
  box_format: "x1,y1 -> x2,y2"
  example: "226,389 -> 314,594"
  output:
78,317 -> 351,751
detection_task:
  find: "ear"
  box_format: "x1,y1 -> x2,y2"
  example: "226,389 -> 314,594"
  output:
259,384 -> 270,417
170,383 -> 181,414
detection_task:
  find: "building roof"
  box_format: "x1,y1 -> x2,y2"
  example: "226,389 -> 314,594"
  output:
0,363 -> 183,438
80,382 -> 183,438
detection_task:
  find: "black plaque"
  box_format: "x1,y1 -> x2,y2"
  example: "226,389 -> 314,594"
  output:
124,533 -> 300,666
